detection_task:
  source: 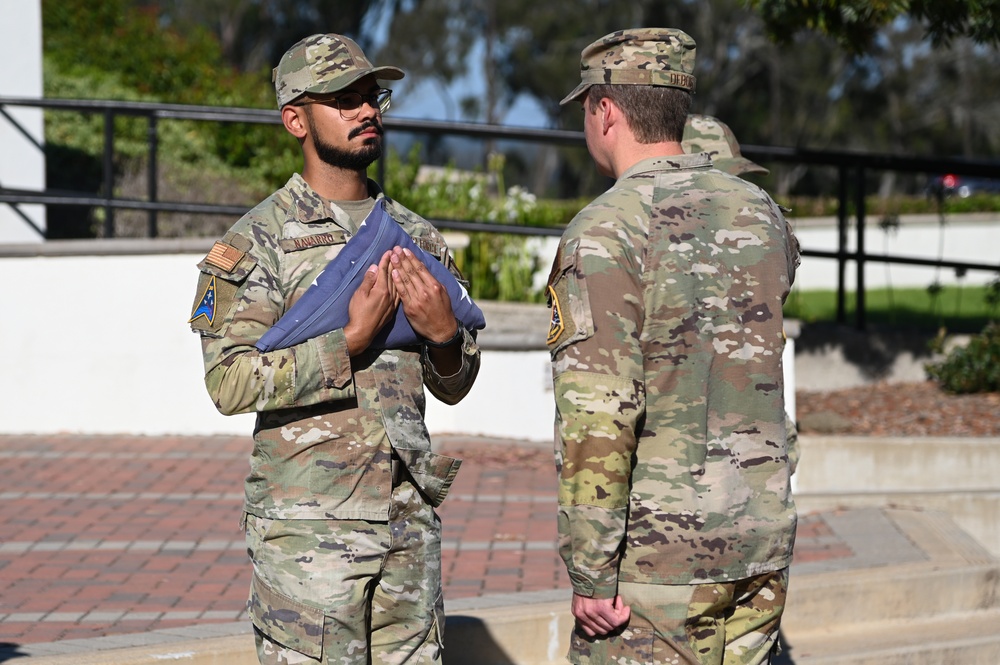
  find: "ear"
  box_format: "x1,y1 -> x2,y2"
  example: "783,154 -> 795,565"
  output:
282,105 -> 308,139
599,97 -> 617,135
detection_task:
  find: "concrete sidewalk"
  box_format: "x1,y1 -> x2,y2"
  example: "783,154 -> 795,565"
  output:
0,434 -> 856,661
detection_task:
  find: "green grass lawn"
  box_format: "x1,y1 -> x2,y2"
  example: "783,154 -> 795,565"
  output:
784,283 -> 1000,333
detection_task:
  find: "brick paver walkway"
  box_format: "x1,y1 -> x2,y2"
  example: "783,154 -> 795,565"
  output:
0,434 -> 843,651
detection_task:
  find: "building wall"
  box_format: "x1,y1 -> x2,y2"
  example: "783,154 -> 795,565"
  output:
0,242 -> 795,440
0,245 -> 555,440
0,0 -> 46,242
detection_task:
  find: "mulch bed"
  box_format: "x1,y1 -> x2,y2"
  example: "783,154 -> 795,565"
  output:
796,380 -> 1000,437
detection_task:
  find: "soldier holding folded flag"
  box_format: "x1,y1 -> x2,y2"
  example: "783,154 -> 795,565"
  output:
189,33 -> 480,665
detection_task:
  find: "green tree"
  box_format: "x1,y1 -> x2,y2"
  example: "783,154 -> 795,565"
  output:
144,0 -> 394,73
374,0 -> 1000,199
747,0 -> 1000,53
41,0 -> 301,237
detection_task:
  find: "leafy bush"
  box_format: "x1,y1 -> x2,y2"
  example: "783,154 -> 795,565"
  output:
926,322 -> 1000,394
380,146 -> 569,302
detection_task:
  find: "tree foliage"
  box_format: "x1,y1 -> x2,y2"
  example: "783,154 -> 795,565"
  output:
41,0 -> 303,237
39,0 -> 1000,220
747,0 -> 1000,54
373,0 -> 1000,199
143,0 -> 392,73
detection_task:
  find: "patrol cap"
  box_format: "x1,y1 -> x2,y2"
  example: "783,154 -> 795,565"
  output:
273,33 -> 404,109
682,114 -> 769,176
560,28 -> 697,106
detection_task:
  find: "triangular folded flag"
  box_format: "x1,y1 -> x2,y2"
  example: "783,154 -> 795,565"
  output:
255,200 -> 485,352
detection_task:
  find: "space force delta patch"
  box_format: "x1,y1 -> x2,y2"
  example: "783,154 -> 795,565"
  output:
189,275 -> 217,325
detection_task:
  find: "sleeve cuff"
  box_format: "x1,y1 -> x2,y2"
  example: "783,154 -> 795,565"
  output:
567,569 -> 619,599
312,329 -> 352,389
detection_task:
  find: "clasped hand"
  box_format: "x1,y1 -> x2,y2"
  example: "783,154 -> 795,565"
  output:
572,593 -> 631,638
343,247 -> 457,355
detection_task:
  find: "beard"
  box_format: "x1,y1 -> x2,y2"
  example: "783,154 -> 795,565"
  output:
313,119 -> 384,171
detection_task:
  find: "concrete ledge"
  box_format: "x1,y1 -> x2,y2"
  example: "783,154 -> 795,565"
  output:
476,301 -> 549,350
795,436 -> 1000,556
12,633 -> 256,665
13,595 -> 576,665
445,601 -> 572,665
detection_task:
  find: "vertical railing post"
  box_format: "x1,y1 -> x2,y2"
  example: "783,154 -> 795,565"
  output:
102,108 -> 115,237
836,165 -> 849,324
147,114 -> 159,238
854,166 -> 867,330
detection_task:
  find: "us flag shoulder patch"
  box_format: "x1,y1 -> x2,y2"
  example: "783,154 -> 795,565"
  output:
205,241 -> 245,272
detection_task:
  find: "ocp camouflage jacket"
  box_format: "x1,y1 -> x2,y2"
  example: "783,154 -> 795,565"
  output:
191,174 -> 480,521
547,154 -> 798,596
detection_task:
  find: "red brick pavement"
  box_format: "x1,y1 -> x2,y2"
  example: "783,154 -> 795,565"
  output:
0,434 -> 842,647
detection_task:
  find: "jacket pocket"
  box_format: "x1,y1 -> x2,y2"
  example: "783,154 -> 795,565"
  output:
247,571 -> 325,660
394,447 -> 462,507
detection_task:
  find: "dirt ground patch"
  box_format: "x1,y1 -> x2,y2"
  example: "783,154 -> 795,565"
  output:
797,381 -> 1000,437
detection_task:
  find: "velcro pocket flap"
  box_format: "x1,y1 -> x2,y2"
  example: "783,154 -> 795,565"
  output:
247,571 -> 325,659
394,447 -> 462,507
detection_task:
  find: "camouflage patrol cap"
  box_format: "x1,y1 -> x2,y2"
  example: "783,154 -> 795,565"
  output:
273,33 -> 404,108
682,114 -> 769,176
560,28 -> 696,106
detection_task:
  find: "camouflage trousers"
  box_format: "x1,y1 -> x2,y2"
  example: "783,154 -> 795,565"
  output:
244,476 -> 444,664
570,569 -> 789,665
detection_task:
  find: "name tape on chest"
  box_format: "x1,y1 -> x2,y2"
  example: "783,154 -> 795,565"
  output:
279,231 -> 347,253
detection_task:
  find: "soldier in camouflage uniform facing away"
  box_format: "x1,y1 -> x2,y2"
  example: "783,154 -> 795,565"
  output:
548,29 -> 799,665
189,33 -> 480,665
682,114 -> 801,476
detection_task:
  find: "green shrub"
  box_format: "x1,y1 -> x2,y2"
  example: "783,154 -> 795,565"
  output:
925,322 -> 1000,394
379,145 -> 563,303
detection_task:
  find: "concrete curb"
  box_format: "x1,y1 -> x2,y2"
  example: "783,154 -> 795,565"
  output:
13,592 -> 575,665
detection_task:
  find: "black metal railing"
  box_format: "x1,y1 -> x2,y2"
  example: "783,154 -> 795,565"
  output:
2,95 -> 999,329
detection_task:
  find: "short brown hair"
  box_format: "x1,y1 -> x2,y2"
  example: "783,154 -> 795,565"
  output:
586,84 -> 691,144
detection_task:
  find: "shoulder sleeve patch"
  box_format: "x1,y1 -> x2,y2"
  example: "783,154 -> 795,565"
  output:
204,241 -> 246,272
189,275 -> 218,326
545,241 -> 593,353
191,232 -> 255,334
546,284 -> 565,345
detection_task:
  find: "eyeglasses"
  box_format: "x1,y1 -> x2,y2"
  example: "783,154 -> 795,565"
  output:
297,88 -> 392,120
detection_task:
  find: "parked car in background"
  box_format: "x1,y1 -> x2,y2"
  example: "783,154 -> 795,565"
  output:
927,173 -> 1000,198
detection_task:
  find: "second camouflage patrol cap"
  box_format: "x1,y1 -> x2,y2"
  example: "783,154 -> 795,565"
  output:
560,28 -> 697,106
273,33 -> 404,109
682,114 -> 769,176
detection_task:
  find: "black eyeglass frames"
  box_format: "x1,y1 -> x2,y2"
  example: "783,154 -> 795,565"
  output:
297,89 -> 392,119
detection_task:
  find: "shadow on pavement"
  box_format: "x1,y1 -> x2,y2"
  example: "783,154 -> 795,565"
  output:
0,643 -> 29,662
773,629 -> 797,664
443,615 -> 519,665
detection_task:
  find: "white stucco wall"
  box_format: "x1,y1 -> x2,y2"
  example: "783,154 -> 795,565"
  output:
789,213 -> 1000,290
2,210 -> 995,439
0,244 -> 796,440
0,247 -> 558,440
528,214 -> 999,293
0,0 -> 46,242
